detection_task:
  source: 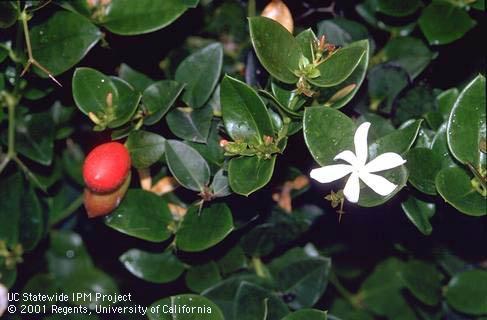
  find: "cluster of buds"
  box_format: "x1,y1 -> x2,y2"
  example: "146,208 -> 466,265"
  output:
220,135 -> 281,160
88,92 -> 115,131
87,0 -> 111,22
0,241 -> 23,270
314,35 -> 336,63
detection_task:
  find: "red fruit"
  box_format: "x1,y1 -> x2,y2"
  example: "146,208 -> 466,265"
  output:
83,142 -> 131,193
84,172 -> 131,218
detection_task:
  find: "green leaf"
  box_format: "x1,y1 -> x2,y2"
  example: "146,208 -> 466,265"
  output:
101,0 -> 194,35
296,29 -> 317,61
176,203 -> 234,252
419,2 -> 476,45
447,75 -> 486,168
401,196 -> 435,236
72,67 -> 119,120
394,86 -> 436,125
221,75 -> 274,145
437,88 -> 459,118
142,80 -> 185,125
445,269 -> 487,315
234,282 -> 289,320
303,107 -> 355,166
118,63 -> 154,92
15,111 -> 55,166
165,140 -> 210,192
380,36 -> 435,79
31,11 -> 101,77
357,113 -> 395,142
19,184 -> 44,251
187,121 -> 225,174
228,156 -> 276,196
210,169 -> 231,198
399,260 -> 441,306
369,119 -> 422,157
431,123 -> 456,168
0,2 -> 17,28
105,190 -> 173,242
148,294 -> 224,320
0,173 -> 22,245
368,63 -> 409,111
276,256 -> 331,309
185,262 -> 222,293
166,104 -> 213,143
249,17 -> 302,84
309,45 -> 366,88
175,43 -> 223,108
318,40 -> 370,109
119,249 -> 185,284
317,18 -> 370,47
125,130 -> 165,168
359,258 -> 416,319
282,309 -> 327,320
406,148 -> 442,195
217,245 -> 248,276
108,77 -> 141,128
376,0 -> 421,17
435,167 -> 486,216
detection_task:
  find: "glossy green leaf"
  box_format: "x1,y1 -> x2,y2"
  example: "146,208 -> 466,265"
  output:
120,249 -> 185,283
309,45 -> 366,88
105,190 -> 173,242
437,88 -> 459,118
234,282 -> 289,320
295,29 -> 317,61
399,260 -> 441,306
31,11 -> 101,77
166,104 -> 213,143
435,167 -> 486,216
369,120 -> 422,157
221,75 -> 274,145
357,113 -> 395,142
271,82 -> 306,111
376,0 -> 421,17
210,169 -> 231,198
318,40 -> 370,109
165,140 -> 210,192
187,121 -> 225,174
15,111 -> 55,166
317,18 -> 369,47
126,130 -> 165,169
358,166 -> 408,207
185,262 -> 222,293
217,245 -> 247,276
401,196 -> 435,236
118,63 -> 154,92
175,43 -> 223,108
406,148 -> 442,195
431,123 -> 456,168
72,67 -> 119,119
228,156 -> 276,196
0,2 -> 17,28
304,107 -> 355,166
359,258 -> 415,319
380,37 -> 435,79
249,17 -> 301,84
447,75 -> 486,168
419,2 -> 476,45
101,0 -> 194,35
0,173 -> 22,246
176,203 -> 234,252
394,86 -> 436,125
148,294 -> 224,320
276,256 -> 331,309
108,77 -> 141,128
368,63 -> 409,111
445,269 -> 487,315
19,184 -> 44,251
143,80 -> 185,125
282,309 -> 327,320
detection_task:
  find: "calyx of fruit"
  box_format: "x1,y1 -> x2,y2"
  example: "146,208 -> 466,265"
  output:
83,142 -> 131,193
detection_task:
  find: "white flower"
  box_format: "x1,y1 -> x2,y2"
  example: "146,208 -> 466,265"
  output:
310,122 -> 406,203
0,283 -> 7,317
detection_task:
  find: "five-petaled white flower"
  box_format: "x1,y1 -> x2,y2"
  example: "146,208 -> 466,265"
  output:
310,122 -> 406,203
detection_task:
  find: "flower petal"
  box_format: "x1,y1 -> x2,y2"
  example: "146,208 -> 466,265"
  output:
359,171 -> 397,196
354,122 -> 370,166
365,152 -> 406,173
343,172 -> 360,203
310,165 -> 353,183
334,150 -> 359,166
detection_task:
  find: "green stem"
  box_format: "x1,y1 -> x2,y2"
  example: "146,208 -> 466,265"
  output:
252,257 -> 270,279
248,0 -> 256,17
51,194 -> 84,226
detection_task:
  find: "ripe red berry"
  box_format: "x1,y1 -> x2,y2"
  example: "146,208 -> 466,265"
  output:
83,142 -> 131,193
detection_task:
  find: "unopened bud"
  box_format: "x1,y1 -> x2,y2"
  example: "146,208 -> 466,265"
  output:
219,139 -> 229,148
